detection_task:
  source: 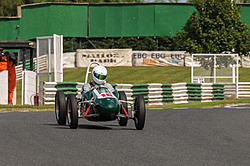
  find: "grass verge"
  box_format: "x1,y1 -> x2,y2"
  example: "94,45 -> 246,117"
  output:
0,105 -> 54,112
64,66 -> 191,84
64,66 -> 250,83
1,98 -> 249,111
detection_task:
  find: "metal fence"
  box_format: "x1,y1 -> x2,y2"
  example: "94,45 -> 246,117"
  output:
238,82 -> 250,98
15,54 -> 48,80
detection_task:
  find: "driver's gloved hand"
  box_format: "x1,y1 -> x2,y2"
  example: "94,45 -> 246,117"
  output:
94,85 -> 99,89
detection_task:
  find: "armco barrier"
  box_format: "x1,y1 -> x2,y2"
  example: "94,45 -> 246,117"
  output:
113,84 -> 174,105
224,83 -> 236,99
42,82 -> 78,105
42,82 -> 224,106
171,83 -> 188,104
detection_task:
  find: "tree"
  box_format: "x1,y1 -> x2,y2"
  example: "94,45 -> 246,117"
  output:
174,0 -> 249,82
0,0 -> 23,16
175,0 -> 249,56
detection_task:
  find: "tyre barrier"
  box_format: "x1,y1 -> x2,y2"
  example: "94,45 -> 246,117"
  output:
113,83 -> 173,105
42,82 -> 78,105
42,82 -> 224,106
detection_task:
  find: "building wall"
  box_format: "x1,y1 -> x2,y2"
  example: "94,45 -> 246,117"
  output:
240,4 -> 250,28
0,3 -> 249,40
89,4 -> 157,37
19,3 -> 88,40
0,18 -> 20,40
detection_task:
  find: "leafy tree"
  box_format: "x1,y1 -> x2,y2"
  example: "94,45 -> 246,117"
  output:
175,0 -> 249,56
174,0 -> 249,82
0,0 -> 22,16
157,36 -> 176,51
63,37 -> 174,51
123,37 -> 157,50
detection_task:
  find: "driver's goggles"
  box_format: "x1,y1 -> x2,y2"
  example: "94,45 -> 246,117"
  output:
94,72 -> 107,80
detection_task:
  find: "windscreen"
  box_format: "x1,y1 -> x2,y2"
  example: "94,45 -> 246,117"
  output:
96,87 -> 111,94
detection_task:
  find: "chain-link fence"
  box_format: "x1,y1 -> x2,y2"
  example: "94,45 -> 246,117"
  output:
36,35 -> 63,100
192,54 -> 239,84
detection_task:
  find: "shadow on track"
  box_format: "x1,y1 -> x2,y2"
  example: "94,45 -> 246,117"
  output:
78,124 -> 112,130
77,124 -> 135,130
44,123 -> 135,130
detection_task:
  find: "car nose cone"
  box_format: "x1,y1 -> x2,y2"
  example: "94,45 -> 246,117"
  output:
95,98 -> 119,112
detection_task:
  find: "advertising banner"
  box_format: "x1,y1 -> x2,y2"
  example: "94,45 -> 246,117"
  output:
242,56 -> 250,68
0,71 -> 8,104
76,49 -> 132,67
63,52 -> 76,68
132,51 -> 187,66
22,71 -> 36,105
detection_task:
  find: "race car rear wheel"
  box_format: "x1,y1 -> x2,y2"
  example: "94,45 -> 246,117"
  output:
55,91 -> 66,125
66,94 -> 78,129
134,94 -> 146,130
118,91 -> 128,126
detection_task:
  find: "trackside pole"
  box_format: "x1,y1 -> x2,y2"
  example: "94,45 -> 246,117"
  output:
236,54 -> 239,99
36,39 -> 40,95
191,54 -> 193,83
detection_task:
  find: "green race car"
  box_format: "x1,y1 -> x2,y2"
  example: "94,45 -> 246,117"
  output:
55,62 -> 146,130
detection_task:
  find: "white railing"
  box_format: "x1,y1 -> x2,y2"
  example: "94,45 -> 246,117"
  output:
16,55 -> 48,80
238,82 -> 250,98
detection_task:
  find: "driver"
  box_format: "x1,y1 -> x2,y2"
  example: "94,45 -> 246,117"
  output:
82,65 -> 117,101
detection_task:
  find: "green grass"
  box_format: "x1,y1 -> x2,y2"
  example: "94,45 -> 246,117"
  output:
239,67 -> 250,82
64,66 -> 191,84
16,80 -> 22,105
0,104 -> 53,110
64,66 -> 250,83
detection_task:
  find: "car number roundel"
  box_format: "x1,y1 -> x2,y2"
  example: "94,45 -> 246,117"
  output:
100,93 -> 113,98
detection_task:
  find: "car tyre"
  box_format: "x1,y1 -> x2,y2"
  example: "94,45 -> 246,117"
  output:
55,91 -> 66,125
66,94 -> 78,129
134,94 -> 146,130
118,91 -> 128,126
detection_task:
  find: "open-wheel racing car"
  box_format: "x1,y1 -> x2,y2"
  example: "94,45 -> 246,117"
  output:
55,62 -> 146,130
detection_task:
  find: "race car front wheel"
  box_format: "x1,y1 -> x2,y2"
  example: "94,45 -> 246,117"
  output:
66,94 -> 78,129
55,91 -> 66,125
134,94 -> 146,130
118,91 -> 128,126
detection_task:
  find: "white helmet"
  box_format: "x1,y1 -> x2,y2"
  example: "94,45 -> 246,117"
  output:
91,65 -> 107,85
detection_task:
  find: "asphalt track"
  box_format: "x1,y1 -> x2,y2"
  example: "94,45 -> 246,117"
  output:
0,108 -> 250,166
